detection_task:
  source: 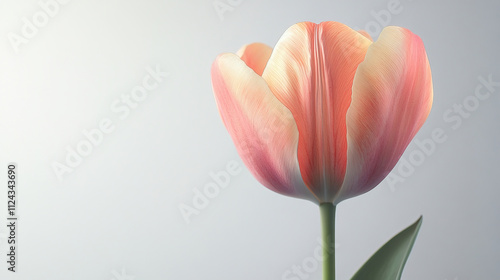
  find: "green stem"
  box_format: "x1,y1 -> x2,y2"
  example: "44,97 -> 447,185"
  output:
320,203 -> 336,280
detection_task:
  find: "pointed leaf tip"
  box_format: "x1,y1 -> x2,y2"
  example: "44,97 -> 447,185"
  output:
351,216 -> 423,280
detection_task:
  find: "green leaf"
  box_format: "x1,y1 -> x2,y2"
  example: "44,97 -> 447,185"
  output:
351,216 -> 423,280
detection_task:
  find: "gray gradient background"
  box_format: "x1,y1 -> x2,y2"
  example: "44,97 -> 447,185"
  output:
0,0 -> 499,279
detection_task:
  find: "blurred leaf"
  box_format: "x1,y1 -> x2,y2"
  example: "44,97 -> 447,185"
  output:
351,216 -> 423,280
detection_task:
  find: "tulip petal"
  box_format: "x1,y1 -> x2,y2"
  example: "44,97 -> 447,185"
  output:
337,26 -> 433,203
211,53 -> 316,202
358,30 -> 373,41
262,22 -> 372,202
236,43 -> 273,76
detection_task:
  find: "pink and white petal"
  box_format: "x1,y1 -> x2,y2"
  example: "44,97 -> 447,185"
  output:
336,26 -> 433,204
236,43 -> 273,76
358,30 -> 373,41
211,53 -> 316,202
262,21 -> 372,202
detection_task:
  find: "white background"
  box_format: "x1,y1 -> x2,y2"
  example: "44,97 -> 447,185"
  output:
0,0 -> 499,279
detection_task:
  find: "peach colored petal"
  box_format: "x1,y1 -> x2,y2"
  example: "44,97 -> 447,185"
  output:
211,53 -> 316,202
236,43 -> 273,76
358,30 -> 373,41
336,26 -> 433,204
262,21 -> 372,202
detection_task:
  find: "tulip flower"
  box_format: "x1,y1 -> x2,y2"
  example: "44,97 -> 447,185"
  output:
211,21 -> 432,280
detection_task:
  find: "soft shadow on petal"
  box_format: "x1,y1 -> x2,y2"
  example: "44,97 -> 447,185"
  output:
236,43 -> 273,76
211,53 -> 316,202
262,21 -> 372,202
336,26 -> 433,204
